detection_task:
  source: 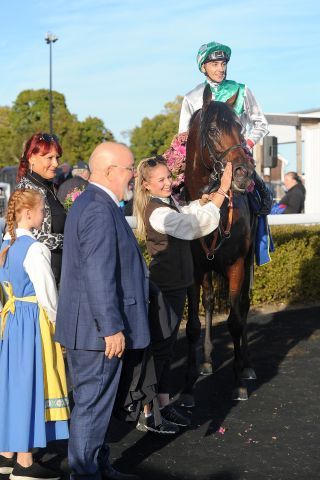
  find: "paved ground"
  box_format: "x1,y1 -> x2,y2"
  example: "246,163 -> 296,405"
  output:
2,304 -> 320,480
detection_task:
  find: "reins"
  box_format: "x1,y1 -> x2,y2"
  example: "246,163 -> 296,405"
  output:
199,189 -> 233,260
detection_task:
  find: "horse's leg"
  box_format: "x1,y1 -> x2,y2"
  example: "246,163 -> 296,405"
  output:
226,257 -> 248,400
239,254 -> 257,381
200,270 -> 214,376
180,281 -> 202,408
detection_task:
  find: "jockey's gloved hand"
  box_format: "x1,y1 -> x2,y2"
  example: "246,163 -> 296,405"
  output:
253,171 -> 273,215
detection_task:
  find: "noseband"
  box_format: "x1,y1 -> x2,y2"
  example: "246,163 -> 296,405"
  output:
201,133 -> 243,183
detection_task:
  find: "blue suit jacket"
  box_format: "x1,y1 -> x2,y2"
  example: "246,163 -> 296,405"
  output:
55,184 -> 150,351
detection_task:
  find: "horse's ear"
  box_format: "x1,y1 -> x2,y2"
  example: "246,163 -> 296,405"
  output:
202,84 -> 212,111
226,88 -> 239,107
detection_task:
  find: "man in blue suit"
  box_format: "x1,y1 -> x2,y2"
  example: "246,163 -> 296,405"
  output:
55,142 -> 150,480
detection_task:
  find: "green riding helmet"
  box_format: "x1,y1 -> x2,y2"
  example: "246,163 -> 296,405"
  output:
197,41 -> 231,71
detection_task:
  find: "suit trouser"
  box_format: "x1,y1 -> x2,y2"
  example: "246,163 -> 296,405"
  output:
67,349 -> 122,480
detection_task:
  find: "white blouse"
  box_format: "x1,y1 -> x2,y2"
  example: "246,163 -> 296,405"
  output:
3,228 -> 58,324
149,198 -> 220,240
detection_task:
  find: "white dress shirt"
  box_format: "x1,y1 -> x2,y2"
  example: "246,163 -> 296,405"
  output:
89,182 -> 120,206
3,228 -> 58,324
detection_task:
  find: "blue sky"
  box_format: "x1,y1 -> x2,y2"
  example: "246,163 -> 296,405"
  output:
1,0 -> 320,168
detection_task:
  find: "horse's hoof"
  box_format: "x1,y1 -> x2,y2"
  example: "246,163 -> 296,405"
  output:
232,387 -> 248,401
178,393 -> 195,409
200,363 -> 213,376
241,367 -> 257,380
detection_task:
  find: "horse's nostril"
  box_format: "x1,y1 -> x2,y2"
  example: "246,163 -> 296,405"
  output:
234,166 -> 248,177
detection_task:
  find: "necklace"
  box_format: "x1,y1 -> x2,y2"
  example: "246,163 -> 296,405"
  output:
28,173 -> 59,202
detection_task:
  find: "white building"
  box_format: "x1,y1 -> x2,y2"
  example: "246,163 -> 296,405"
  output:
258,109 -> 320,215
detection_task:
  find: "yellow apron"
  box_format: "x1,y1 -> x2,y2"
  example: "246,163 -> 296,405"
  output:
1,281 -> 70,422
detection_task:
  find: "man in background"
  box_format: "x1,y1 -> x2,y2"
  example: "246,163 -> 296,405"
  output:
57,160 -> 90,203
54,162 -> 72,188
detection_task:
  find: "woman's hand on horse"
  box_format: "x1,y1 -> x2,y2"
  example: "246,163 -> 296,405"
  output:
220,162 -> 233,192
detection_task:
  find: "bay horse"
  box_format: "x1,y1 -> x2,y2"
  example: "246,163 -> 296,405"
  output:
182,84 -> 257,404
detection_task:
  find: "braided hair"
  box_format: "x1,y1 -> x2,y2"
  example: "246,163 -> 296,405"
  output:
0,189 -> 43,266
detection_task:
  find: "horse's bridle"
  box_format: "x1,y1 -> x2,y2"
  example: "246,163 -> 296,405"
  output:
201,131 -> 243,183
199,116 -> 244,260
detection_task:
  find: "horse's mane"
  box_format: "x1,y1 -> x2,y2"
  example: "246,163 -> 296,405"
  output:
189,109 -> 201,130
202,101 -> 240,137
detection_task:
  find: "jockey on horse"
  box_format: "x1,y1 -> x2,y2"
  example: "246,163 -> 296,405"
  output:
178,40 -> 272,215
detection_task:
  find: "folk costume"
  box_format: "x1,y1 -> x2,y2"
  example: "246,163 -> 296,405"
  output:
0,229 -> 69,452
145,195 -> 220,393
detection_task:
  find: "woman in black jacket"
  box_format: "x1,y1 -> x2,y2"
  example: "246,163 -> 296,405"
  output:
280,172 -> 306,214
16,133 -> 66,285
133,156 -> 232,434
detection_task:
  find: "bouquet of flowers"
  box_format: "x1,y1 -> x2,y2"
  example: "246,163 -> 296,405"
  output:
63,186 -> 86,211
163,132 -> 188,190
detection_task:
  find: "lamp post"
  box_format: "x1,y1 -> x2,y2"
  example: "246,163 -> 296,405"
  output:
45,32 -> 58,134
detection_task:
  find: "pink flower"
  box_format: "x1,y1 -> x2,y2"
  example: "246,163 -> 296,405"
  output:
177,145 -> 186,155
64,186 -> 86,211
162,132 -> 188,189
71,190 -> 82,201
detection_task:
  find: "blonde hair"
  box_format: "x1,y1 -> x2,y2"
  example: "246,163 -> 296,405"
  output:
0,189 -> 43,266
133,156 -> 167,240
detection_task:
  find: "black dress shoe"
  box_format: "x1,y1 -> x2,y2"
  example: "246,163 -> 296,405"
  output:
101,465 -> 140,480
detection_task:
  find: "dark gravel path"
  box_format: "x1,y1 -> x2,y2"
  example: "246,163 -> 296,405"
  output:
2,305 -> 319,480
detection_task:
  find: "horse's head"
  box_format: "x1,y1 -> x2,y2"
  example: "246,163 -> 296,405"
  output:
199,84 -> 254,194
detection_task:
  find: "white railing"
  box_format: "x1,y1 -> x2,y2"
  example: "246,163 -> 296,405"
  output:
267,213 -> 320,225
1,214 -> 319,238
125,214 -> 320,229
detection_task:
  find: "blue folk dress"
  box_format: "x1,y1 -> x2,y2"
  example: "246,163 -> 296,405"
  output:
0,235 -> 69,452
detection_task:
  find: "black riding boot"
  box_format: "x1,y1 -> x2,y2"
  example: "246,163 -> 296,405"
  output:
253,171 -> 273,215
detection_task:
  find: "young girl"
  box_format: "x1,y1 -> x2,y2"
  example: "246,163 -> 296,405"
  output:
134,156 -> 232,434
0,190 -> 69,480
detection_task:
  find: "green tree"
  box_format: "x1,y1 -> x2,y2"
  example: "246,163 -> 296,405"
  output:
0,89 -> 115,167
0,107 -> 14,167
76,116 -> 114,162
9,89 -> 81,165
129,96 -> 183,162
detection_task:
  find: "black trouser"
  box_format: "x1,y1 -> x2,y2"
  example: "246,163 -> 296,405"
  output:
152,287 -> 187,394
51,249 -> 62,287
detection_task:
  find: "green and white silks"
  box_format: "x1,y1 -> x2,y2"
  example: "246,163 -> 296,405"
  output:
179,80 -> 269,145
206,79 -> 245,116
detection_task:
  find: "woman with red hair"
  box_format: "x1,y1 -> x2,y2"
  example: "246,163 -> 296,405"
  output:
16,133 -> 66,285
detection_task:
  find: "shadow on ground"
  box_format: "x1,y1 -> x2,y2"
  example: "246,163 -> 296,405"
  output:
2,305 -> 319,480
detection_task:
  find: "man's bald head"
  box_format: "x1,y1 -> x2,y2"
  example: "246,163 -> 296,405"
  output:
88,142 -> 135,200
89,142 -> 133,174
